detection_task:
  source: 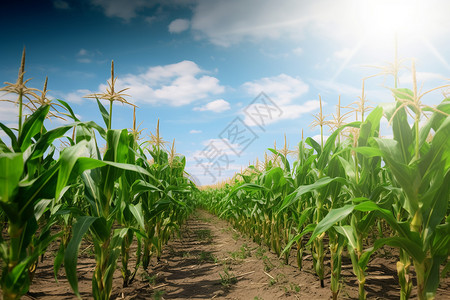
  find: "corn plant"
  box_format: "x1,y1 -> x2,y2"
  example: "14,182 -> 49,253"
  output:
0,104 -> 78,299
60,95 -> 152,299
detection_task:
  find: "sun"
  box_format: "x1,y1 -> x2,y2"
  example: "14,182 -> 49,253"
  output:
357,0 -> 422,38
331,0 -> 450,80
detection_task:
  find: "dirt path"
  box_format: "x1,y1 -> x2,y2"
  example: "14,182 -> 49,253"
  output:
24,209 -> 450,299
146,209 -> 329,300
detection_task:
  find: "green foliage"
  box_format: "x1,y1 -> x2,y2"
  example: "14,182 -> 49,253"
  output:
197,86 -> 450,300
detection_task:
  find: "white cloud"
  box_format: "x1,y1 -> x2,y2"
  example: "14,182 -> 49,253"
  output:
313,79 -> 361,97
144,16 -> 157,24
194,99 -> 230,112
111,60 -> 224,106
57,89 -> 92,104
312,79 -> 394,105
242,74 -> 309,105
53,0 -> 70,10
187,138 -> 241,166
190,0 -> 309,46
0,100 -> 19,123
77,49 -> 88,56
186,138 -> 243,185
398,71 -> 446,86
89,0 -> 154,21
186,0 -> 450,48
0,100 -> 20,140
189,129 -> 202,134
76,48 -> 98,63
241,74 -> 315,126
168,18 -> 190,33
77,58 -> 92,64
189,0 -> 374,47
292,47 -> 303,55
334,48 -> 353,60
185,160 -> 242,186
199,138 -> 240,156
242,101 -> 320,127
88,0 -> 450,47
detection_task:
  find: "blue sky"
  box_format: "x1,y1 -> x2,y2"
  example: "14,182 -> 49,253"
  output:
1,0 -> 450,185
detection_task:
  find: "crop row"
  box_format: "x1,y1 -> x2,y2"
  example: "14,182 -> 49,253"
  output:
0,49 -> 196,299
197,61 -> 450,300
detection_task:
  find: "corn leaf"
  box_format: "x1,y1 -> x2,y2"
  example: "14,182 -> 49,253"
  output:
64,216 -> 98,298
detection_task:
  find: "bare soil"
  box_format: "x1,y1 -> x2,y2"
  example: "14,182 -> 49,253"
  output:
23,210 -> 450,299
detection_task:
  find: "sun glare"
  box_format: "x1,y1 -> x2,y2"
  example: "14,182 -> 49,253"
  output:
357,0 -> 426,40
331,0 -> 450,80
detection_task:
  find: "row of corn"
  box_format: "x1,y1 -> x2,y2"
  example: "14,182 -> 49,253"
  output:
197,61 -> 450,300
0,49 -> 196,299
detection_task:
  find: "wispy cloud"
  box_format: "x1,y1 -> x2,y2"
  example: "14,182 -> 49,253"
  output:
53,0 -> 70,10
292,47 -> 303,56
89,0 -> 154,21
334,48 -> 353,60
398,71 -> 446,86
188,0 -> 369,46
193,99 -> 230,112
189,129 -> 202,134
85,0 -> 450,49
169,18 -> 190,33
76,48 -> 100,64
312,79 -> 361,97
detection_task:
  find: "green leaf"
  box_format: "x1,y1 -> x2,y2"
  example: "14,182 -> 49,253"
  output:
131,179 -> 162,198
420,116 -> 450,185
0,122 -> 19,152
18,162 -> 60,223
352,146 -> 383,158
308,204 -> 356,245
335,225 -> 357,250
337,156 -> 355,182
268,148 -> 290,172
57,99 -> 80,121
91,217 -> 110,242
129,203 -> 145,230
56,141 -> 151,200
64,216 -> 98,298
231,183 -> 269,195
373,138 -> 419,214
358,106 -> 383,147
373,237 -> 425,262
0,153 -> 23,203
9,230 -> 62,289
422,170 -> 450,246
318,121 -> 361,171
385,94 -> 413,163
29,125 -> 73,161
96,98 -> 110,129
19,105 -> 50,152
278,177 -> 346,213
425,255 -> 447,297
53,242 -> 65,282
305,137 -> 321,155
34,199 -> 52,221
281,223 -> 315,256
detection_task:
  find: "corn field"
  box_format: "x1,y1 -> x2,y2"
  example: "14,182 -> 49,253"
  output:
0,49 -> 449,300
196,64 -> 450,299
0,49 -> 196,299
